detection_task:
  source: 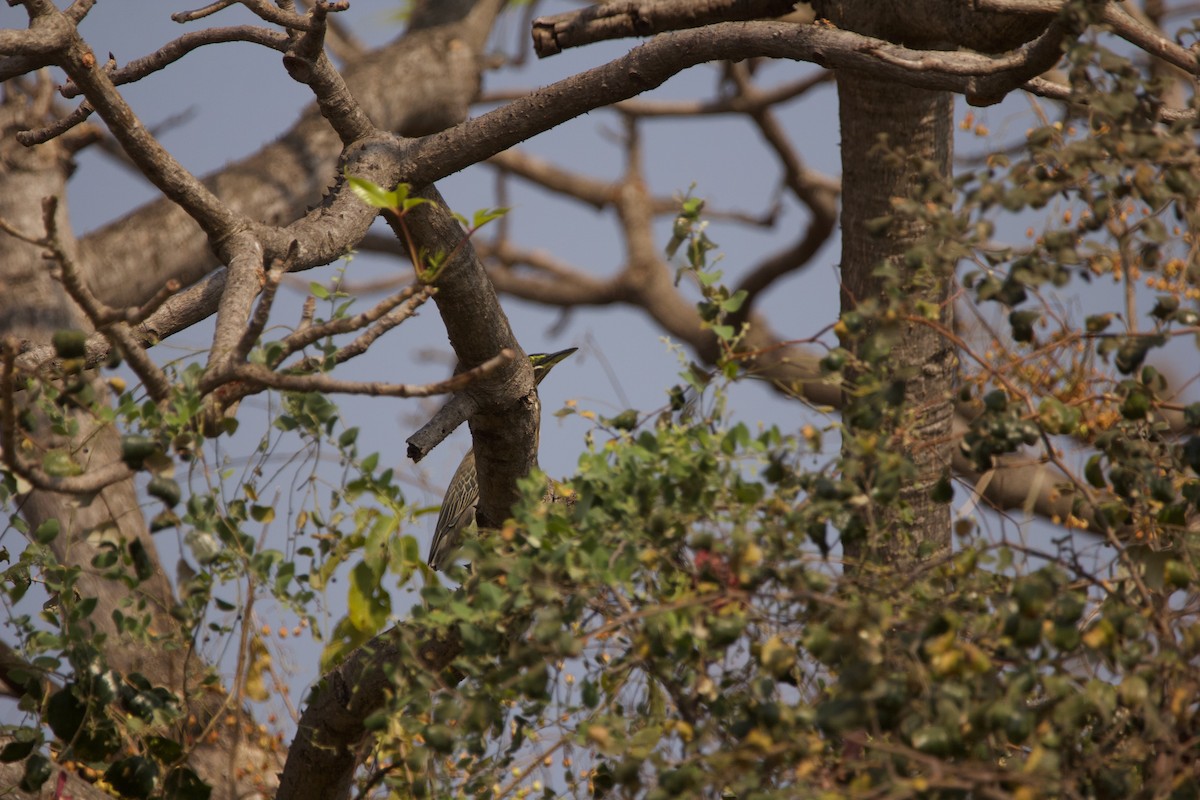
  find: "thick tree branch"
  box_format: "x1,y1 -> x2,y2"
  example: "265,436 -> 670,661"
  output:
389,18 -> 1077,196
978,0 -> 1200,75
391,187 -> 539,530
532,0 -> 799,57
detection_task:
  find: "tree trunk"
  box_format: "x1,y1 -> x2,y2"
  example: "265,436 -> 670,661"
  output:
835,71 -> 956,564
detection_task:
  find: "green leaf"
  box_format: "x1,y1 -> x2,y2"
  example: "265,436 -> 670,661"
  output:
347,561 -> 390,633
309,282 -> 330,301
608,409 -> 639,431
865,215 -> 894,236
759,635 -> 796,678
1009,309 -> 1040,343
346,173 -> 400,210
130,540 -> 155,583
33,519 -> 60,544
471,207 -> 509,229
122,435 -> 160,470
930,474 -> 953,503
250,504 -> 275,524
910,725 -> 954,756
19,753 -> 51,792
104,756 -> 159,800
163,766 -> 211,800
1150,294 -> 1179,320
148,476 -> 182,507
1085,455 -> 1107,489
144,734 -> 183,762
52,329 -> 88,359
720,290 -> 748,314
711,324 -> 735,342
0,735 -> 38,763
46,688 -> 85,742
42,450 -> 83,477
422,723 -> 455,753
581,679 -> 600,709
1120,388 -> 1151,420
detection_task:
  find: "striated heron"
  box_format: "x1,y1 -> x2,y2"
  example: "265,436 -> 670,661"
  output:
427,347 -> 576,571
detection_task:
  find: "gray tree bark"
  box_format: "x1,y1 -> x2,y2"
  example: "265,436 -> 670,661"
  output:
822,0 -> 1049,562
836,71 -> 956,562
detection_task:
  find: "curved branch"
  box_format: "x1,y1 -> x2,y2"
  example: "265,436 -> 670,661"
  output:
978,0 -> 1200,76
59,26 -> 290,97
531,0 -> 799,57
394,18 -> 1076,192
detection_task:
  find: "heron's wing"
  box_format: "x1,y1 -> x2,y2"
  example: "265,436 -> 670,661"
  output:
428,450 -> 478,569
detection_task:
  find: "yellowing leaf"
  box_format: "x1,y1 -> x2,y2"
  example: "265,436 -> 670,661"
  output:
243,637 -> 271,702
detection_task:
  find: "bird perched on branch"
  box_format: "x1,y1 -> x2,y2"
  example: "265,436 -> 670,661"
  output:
427,347 -> 577,571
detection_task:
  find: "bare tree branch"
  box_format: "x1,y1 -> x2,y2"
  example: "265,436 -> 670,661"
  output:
532,0 -> 799,57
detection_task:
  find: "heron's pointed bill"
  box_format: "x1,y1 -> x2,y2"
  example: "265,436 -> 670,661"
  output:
530,347 -> 577,383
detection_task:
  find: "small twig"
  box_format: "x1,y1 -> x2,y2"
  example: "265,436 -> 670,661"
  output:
59,28 -> 289,99
129,278 -> 183,324
199,336 -> 507,437
16,99 -> 95,146
1023,76 -> 1195,122
0,214 -> 43,245
485,148 -> 778,225
273,284 -> 429,367
236,248 -> 295,363
298,296 -> 316,331
171,0 -> 238,24
285,285 -> 434,372
220,348 -> 515,400
295,0 -> 365,60
406,392 -> 480,463
281,2 -> 372,145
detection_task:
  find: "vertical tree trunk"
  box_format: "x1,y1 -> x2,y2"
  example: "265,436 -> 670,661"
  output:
836,72 -> 956,563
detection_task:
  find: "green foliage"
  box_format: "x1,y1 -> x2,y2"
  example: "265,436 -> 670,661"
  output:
668,190 -> 745,360
346,173 -> 428,214
360,370 -> 1200,797
348,38 -> 1200,793
347,172 -> 509,282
